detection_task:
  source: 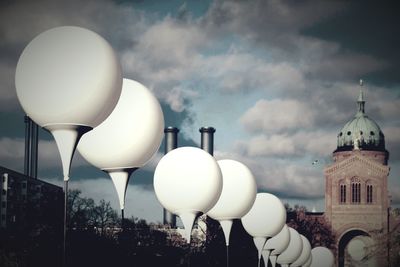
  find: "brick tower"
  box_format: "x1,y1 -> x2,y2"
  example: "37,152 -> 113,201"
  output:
324,82 -> 390,267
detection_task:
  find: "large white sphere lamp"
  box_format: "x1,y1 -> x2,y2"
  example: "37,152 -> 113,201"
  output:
303,254 -> 313,267
262,224 -> 290,267
241,193 -> 286,266
77,78 -> 164,218
15,26 -> 122,266
310,247 -> 334,267
15,26 -> 122,182
291,234 -> 312,267
154,146 -> 223,243
276,227 -> 303,267
207,159 -> 257,246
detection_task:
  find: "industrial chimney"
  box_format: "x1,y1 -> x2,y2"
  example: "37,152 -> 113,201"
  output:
199,126 -> 219,245
24,115 -> 38,178
199,127 -> 215,155
163,126 -> 179,227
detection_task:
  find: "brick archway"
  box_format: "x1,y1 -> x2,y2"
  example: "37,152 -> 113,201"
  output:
338,229 -> 369,267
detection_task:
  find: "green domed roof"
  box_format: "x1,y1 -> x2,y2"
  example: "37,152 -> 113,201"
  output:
336,90 -> 385,152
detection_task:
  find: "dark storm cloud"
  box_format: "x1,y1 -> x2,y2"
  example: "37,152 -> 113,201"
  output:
202,0 -> 390,84
202,0 -> 345,53
302,0 -> 400,86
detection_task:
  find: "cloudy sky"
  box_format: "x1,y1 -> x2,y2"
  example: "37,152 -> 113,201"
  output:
1,0 -> 399,223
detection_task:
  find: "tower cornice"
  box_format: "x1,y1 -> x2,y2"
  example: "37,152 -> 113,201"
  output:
324,152 -> 390,176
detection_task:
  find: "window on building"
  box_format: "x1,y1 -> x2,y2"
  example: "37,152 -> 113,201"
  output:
340,184 -> 346,204
351,182 -> 361,204
1,202 -> 5,208
367,184 -> 373,204
2,189 -> 6,195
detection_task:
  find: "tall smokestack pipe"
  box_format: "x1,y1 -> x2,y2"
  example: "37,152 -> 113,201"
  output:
163,126 -> 179,227
199,127 -> 219,245
199,127 -> 215,155
24,115 -> 39,178
24,115 -> 31,176
30,120 -> 38,178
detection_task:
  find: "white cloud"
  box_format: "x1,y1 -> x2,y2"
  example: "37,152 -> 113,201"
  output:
235,130 -> 336,159
214,149 -> 325,199
164,86 -> 199,112
236,134 -> 297,157
240,99 -> 315,134
199,51 -> 306,93
120,17 -> 207,112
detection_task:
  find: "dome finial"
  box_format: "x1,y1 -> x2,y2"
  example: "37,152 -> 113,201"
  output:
357,79 -> 365,115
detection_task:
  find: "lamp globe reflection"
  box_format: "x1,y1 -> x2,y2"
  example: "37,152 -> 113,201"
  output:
77,78 -> 164,212
154,146 -> 223,243
276,227 -> 303,267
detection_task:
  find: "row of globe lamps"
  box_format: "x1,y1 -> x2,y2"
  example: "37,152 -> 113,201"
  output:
15,26 -> 334,267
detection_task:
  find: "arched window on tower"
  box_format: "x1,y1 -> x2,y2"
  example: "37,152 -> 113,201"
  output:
366,184 -> 373,204
351,177 -> 361,204
339,180 -> 346,204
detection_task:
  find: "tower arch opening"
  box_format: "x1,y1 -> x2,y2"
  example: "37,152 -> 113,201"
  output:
338,229 -> 377,267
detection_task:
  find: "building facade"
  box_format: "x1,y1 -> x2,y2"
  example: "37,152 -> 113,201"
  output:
324,89 -> 390,266
1,166 -> 63,231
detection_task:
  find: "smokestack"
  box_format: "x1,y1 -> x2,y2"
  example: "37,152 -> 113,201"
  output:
163,126 -> 179,227
199,127 -> 218,245
24,115 -> 38,178
30,120 -> 38,178
199,127 -> 215,155
24,115 -> 31,176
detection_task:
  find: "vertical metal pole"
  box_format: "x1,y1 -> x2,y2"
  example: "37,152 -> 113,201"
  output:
226,246 -> 229,267
163,127 -> 179,227
388,206 -> 390,267
63,180 -> 68,267
121,208 -> 125,231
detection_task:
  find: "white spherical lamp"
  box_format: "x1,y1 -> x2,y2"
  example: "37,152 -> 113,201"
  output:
262,224 -> 290,267
276,227 -> 303,267
15,26 -> 122,266
77,78 -> 164,213
241,193 -> 286,264
310,247 -> 334,267
291,235 -> 312,267
154,146 -> 223,243
16,26 -> 121,128
303,254 -> 313,267
15,26 -> 122,181
207,159 -> 257,246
